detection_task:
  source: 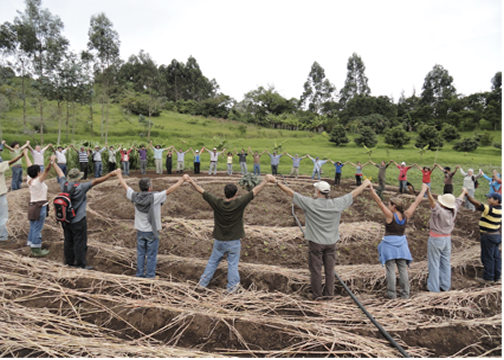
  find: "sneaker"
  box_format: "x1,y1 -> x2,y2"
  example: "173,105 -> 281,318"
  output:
30,248 -> 50,257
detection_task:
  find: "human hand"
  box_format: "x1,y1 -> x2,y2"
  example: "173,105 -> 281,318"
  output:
264,174 -> 276,183
362,179 -> 371,187
461,187 -> 468,195
421,183 -> 429,192
50,155 -> 56,162
183,174 -> 190,182
1,140 -> 5,144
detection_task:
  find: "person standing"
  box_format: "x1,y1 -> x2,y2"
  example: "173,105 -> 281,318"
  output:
165,149 -> 173,174
250,148 -> 265,176
286,153 -> 307,178
226,151 -> 233,175
27,143 -> 52,172
348,160 -> 371,186
118,145 -> 134,177
272,177 -> 371,300
266,150 -> 284,176
134,144 -> 150,175
307,155 -> 329,181
435,164 -> 459,194
234,148 -> 249,175
116,171 -> 185,278
329,160 -> 347,185
464,191 -> 502,284
3,140 -> 30,190
49,144 -> 71,182
153,144 -> 172,175
368,183 -> 427,299
23,151 -> 65,256
184,173 -> 273,292
414,163 -> 437,197
424,186 -> 465,292
391,160 -> 414,194
481,170 -> 501,196
69,145 -> 91,180
58,168 -> 118,268
0,150 -> 26,242
191,147 -> 204,174
370,160 -> 392,194
458,167 -> 482,211
107,145 -> 118,173
204,147 -> 225,175
175,147 -> 191,174
91,144 -> 107,178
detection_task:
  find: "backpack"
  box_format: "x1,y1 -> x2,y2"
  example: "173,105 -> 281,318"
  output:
54,182 -> 79,223
472,176 -> 479,189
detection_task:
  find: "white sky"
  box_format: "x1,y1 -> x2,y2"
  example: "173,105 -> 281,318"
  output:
0,0 -> 502,102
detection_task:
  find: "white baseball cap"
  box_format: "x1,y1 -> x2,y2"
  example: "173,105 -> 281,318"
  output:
213,147 -> 217,151
314,181 -> 331,194
401,162 -> 406,166
195,150 -> 199,153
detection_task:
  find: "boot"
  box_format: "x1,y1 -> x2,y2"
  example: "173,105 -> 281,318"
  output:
31,248 -> 50,257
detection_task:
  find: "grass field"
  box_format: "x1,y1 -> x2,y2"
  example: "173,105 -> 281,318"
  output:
1,102 -> 502,200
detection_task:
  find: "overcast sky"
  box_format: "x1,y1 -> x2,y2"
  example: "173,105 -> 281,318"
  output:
0,0 -> 501,103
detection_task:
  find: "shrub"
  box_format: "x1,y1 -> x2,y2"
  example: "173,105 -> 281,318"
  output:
415,125 -> 444,149
440,124 -> 461,142
478,131 -> 494,146
358,114 -> 391,134
329,124 -> 350,146
453,137 -> 479,152
239,174 -> 262,192
493,143 -> 502,149
384,125 -> 410,149
354,126 -> 378,147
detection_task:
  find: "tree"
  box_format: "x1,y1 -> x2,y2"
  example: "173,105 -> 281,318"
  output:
354,126 -> 377,147
384,125 -> 410,148
241,85 -> 296,125
419,64 -> 456,120
299,61 -> 335,114
87,12 -> 120,142
339,53 -> 370,106
13,0 -> 69,143
491,71 -> 501,91
358,113 -> 391,134
440,123 -> 461,142
415,125 -> 444,149
453,137 -> 479,152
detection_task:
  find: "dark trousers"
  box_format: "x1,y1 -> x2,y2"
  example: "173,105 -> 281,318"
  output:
108,162 -> 116,173
443,184 -> 453,194
166,160 -> 172,174
62,217 -> 88,268
480,233 -> 502,281
80,162 -> 89,180
335,172 -> 341,185
194,162 -> 200,174
271,164 -> 278,175
355,174 -> 362,185
308,241 -> 337,299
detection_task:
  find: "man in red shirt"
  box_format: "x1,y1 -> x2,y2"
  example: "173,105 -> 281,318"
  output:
392,160 -> 414,194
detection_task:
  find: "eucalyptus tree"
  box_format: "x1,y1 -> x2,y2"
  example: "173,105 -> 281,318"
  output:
299,61 -> 336,114
87,12 -> 120,142
339,52 -> 371,106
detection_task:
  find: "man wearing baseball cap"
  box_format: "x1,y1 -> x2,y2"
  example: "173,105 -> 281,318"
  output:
270,177 -> 371,300
58,167 -> 118,269
464,190 -> 502,284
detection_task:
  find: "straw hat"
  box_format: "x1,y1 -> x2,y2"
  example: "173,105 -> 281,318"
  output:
438,193 -> 456,209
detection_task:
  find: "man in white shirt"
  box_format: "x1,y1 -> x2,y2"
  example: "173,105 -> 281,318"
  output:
50,145 -> 69,182
204,147 -> 226,175
27,143 -> 52,172
175,147 -> 192,174
116,171 -> 186,278
91,145 -> 106,178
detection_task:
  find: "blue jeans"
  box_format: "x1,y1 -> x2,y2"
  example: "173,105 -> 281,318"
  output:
240,162 -> 247,175
480,233 -> 502,281
311,169 -> 321,180
94,161 -> 102,178
399,180 -> 408,193
253,164 -> 260,175
423,182 -> 431,197
427,236 -> 451,292
199,239 -> 241,292
136,231 -> 159,278
57,164 -> 67,183
11,166 -> 22,190
0,194 -> 8,241
122,161 -> 130,176
28,205 -> 47,248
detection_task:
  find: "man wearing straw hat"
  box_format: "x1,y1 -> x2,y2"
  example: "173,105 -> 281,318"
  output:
184,173 -> 274,292
58,168 -> 118,269
270,177 -> 371,300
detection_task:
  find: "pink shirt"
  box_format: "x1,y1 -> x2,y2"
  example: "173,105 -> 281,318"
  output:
421,169 -> 433,183
397,166 -> 411,181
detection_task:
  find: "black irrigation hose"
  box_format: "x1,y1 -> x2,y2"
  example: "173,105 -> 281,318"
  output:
280,174 -> 410,358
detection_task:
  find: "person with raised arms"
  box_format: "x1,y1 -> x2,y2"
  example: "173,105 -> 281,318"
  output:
118,144 -> 134,177
435,164 -> 459,194
391,160 -> 415,194
204,147 -> 226,175
107,144 -> 119,173
153,144 -> 173,175
414,163 -> 438,197
368,182 -> 428,299
116,170 -> 186,278
328,160 -> 348,185
347,160 -> 371,186
184,173 -> 274,292
49,144 -> 71,182
271,176 -> 371,300
307,155 -> 329,181
458,166 -> 482,211
191,146 -> 204,174
234,148 -> 249,175
370,160 -> 393,194
69,145 -> 91,180
0,149 -> 26,242
90,143 -> 107,178
133,143 -> 152,175
286,153 -> 308,179
27,142 -> 52,172
481,170 -> 501,196
265,149 -> 284,176
250,147 -> 266,176
3,140 -> 30,190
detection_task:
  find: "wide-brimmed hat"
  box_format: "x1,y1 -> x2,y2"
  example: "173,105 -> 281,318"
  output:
68,168 -> 84,181
314,181 -> 330,194
438,193 -> 456,209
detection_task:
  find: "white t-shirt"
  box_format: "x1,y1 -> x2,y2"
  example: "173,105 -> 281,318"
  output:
126,187 -> 167,233
32,150 -> 45,165
210,151 -> 221,162
0,162 -> 10,196
55,149 -> 67,164
27,176 -> 48,204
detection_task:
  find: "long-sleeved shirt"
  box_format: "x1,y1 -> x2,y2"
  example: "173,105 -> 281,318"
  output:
92,147 -> 106,162
459,168 -> 482,190
482,174 -> 501,195
312,159 -> 328,172
120,149 -> 132,162
108,149 -> 118,163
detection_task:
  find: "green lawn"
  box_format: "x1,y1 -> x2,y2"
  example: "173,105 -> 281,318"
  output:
1,102 -> 501,200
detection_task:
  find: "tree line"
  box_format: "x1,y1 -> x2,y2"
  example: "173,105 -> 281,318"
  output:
0,0 -> 501,145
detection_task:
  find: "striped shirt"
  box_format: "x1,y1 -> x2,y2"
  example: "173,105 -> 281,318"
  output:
78,151 -> 89,163
478,204 -> 502,233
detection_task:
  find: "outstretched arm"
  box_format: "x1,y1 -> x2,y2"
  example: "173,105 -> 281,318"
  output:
351,179 -> 371,198
3,142 -> 14,151
116,170 -> 129,191
91,169 -> 118,187
273,177 -> 295,198
369,183 -> 394,219
19,141 -> 30,151
252,174 -> 274,196
51,155 -> 65,179
414,163 -> 422,171
7,150 -> 24,165
166,177 -> 185,195
184,174 -> 205,194
404,184 -> 428,219
23,149 -> 32,167
426,186 -> 436,209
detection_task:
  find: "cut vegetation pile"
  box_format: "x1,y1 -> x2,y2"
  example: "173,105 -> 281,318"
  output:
0,174 -> 501,357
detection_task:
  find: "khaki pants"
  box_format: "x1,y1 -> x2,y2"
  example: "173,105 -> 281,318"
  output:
155,159 -> 163,174
290,167 -> 299,178
177,161 -> 184,171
